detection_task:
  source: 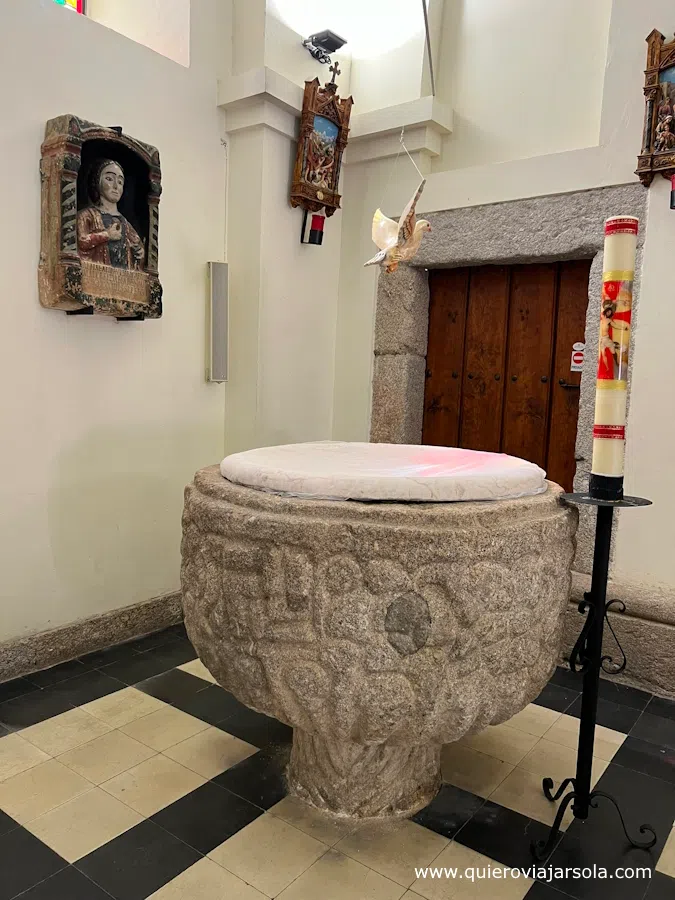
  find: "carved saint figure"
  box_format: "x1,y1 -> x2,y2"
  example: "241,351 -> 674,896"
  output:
77,159 -> 145,269
657,92 -> 674,124
655,117 -> 675,152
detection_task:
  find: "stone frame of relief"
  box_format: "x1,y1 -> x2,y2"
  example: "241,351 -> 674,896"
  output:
38,115 -> 163,320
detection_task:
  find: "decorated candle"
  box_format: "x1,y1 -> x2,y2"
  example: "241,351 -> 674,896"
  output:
589,216 -> 638,501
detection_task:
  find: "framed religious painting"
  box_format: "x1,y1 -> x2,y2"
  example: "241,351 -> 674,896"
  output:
39,115 -> 163,320
636,30 -> 675,185
290,64 -> 353,218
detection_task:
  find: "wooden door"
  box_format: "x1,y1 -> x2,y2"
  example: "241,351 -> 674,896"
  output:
501,264 -> 557,468
460,267 -> 510,452
546,261 -> 589,490
423,260 -> 590,491
424,269 -> 469,447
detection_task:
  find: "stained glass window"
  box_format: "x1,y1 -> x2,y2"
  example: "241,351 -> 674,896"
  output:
53,0 -> 85,12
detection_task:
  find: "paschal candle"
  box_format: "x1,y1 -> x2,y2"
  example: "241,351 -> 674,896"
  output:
589,216 -> 638,501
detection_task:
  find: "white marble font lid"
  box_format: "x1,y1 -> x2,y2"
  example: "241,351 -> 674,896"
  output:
219,442 -> 547,502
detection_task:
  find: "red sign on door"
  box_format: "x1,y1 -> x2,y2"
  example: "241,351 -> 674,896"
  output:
570,342 -> 585,372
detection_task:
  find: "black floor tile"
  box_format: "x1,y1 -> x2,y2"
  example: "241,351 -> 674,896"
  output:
412,784 -> 485,840
613,737 -> 675,784
646,696 -> 675,723
178,685 -> 250,727
76,819 -> 200,900
526,883 -> 575,900
567,696 -> 642,734
126,629 -> 182,654
566,762 -> 675,856
46,670 -> 125,706
220,705 -> 293,748
454,799 -> 562,870
0,678 -> 38,705
79,642 -> 141,669
97,653 -> 173,687
631,713 -> 675,751
102,641 -> 196,686
597,680 -> 652,712
151,781 -> 263,854
161,638 -> 197,663
167,623 -> 188,640
0,690 -> 74,732
549,666 -> 584,692
645,872 -> 675,899
535,684 -> 579,713
214,745 -> 290,810
547,835 -> 656,900
16,866 -> 115,899
0,724 -> 8,738
25,659 -> 92,689
0,810 -> 18,838
135,669 -> 210,706
0,827 -> 68,900
548,762 -> 671,899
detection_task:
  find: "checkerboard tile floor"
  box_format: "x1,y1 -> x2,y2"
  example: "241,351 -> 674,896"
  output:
0,625 -> 674,899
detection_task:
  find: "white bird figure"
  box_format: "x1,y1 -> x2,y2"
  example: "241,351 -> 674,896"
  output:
364,179 -> 431,274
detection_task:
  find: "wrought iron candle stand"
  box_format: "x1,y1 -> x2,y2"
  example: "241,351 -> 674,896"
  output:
531,490 -> 658,861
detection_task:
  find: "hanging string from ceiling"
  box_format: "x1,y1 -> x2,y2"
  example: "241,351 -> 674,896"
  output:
422,0 -> 436,97
362,1 -> 436,272
387,0 -> 437,183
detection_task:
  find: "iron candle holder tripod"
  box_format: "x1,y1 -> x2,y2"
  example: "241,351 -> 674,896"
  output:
531,491 -> 658,861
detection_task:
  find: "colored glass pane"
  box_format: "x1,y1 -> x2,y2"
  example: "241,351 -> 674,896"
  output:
54,0 -> 84,12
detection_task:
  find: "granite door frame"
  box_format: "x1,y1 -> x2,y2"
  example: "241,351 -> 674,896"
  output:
369,183 -> 647,576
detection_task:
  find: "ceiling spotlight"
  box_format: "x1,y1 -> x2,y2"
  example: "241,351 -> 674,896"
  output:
302,30 -> 347,65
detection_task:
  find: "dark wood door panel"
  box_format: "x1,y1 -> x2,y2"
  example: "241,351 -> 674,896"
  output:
546,259 -> 591,490
423,260 -> 587,490
459,266 -> 509,452
501,264 -> 557,467
423,269 -> 469,446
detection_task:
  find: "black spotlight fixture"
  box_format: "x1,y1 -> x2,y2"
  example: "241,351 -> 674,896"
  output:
302,29 -> 347,65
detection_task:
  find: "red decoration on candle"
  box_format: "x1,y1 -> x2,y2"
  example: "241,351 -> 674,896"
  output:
604,218 -> 639,236
593,425 -> 626,440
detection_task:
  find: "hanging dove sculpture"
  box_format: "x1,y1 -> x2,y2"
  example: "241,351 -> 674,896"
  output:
363,179 -> 431,274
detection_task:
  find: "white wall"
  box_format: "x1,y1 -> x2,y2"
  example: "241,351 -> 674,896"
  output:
232,0 -> 266,74
222,0 -> 347,456
333,0 -> 675,597
351,36 -> 426,115
223,120 -> 343,455
434,0 -> 612,170
257,128 -> 341,447
87,0 -> 191,67
615,179 -> 673,587
0,0 -> 228,640
264,12 -> 351,91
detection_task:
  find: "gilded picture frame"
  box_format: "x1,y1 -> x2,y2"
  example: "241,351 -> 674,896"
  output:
636,30 -> 675,186
290,70 -> 353,218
